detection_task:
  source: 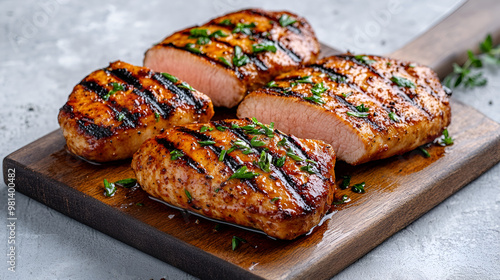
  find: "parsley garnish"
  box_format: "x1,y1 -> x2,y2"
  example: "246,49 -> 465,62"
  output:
438,129 -> 454,146
103,179 -> 116,197
391,76 -> 415,88
277,138 -> 287,147
231,236 -> 246,251
232,22 -> 256,35
274,155 -> 286,167
216,126 -> 226,132
219,149 -> 227,162
388,111 -> 400,122
218,56 -> 233,68
286,148 -> 303,161
347,111 -> 369,118
266,81 -> 279,88
355,103 -> 369,112
279,14 -> 297,27
418,146 -> 431,158
196,36 -> 211,45
209,30 -> 228,39
332,194 -> 350,205
250,136 -> 266,147
198,140 -> 216,146
351,182 -> 366,193
154,112 -> 160,122
257,151 -> 272,172
114,178 -> 137,188
444,34 -> 500,88
233,45 -> 249,67
178,82 -> 195,91
304,94 -> 325,104
340,175 -> 351,190
354,55 -> 376,65
185,189 -> 192,203
300,164 -> 316,174
229,166 -> 260,180
161,72 -> 178,83
103,82 -> 124,100
342,92 -> 352,98
170,149 -> 184,160
189,28 -> 209,38
220,19 -> 232,26
271,197 -> 281,203
184,43 -> 202,54
252,41 -> 277,53
117,113 -> 125,122
311,82 -> 328,95
296,75 -> 313,84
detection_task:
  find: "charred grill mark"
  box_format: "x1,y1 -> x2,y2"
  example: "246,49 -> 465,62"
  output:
104,68 -> 175,118
249,56 -> 269,71
177,126 -> 264,193
275,41 -> 302,63
309,64 -> 348,84
80,80 -> 109,99
339,55 -> 432,117
156,138 -> 206,174
334,95 -> 383,130
107,106 -> 137,128
60,103 -> 74,118
152,73 -> 204,110
219,120 -> 313,212
77,119 -> 113,139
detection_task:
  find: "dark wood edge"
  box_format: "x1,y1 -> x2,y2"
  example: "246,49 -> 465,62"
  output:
2,156 -> 264,280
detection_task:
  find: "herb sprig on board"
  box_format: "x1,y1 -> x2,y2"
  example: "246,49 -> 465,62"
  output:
443,34 -> 500,89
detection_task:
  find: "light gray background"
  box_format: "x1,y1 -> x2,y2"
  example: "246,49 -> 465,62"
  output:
1,0 -> 499,279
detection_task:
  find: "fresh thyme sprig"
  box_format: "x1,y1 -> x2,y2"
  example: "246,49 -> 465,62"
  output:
443,34 -> 500,89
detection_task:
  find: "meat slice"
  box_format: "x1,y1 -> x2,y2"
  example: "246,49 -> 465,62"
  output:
144,9 -> 320,108
131,118 -> 336,240
58,61 -> 214,162
237,55 -> 452,165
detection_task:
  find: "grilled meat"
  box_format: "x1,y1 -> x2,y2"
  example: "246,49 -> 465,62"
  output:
237,55 -> 452,165
144,9 -> 320,108
131,118 -> 336,240
58,61 -> 214,162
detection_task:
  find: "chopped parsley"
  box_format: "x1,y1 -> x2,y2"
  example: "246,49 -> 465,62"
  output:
233,45 -> 249,67
189,28 -> 210,38
216,126 -> 227,132
304,94 -> 325,104
170,149 -> 184,160
185,189 -> 192,203
252,41 -> 277,53
351,182 -> 366,193
154,112 -> 160,122
340,175 -> 351,190
117,113 -> 125,122
438,129 -> 454,146
196,36 -> 211,45
218,56 -> 233,68
114,178 -> 137,188
229,166 -> 260,180
355,103 -> 369,112
311,82 -> 329,95
332,194 -> 350,205
347,111 -> 369,118
388,111 -> 400,122
200,126 -> 214,132
271,197 -> 281,203
103,179 -> 116,197
300,164 -> 316,174
286,148 -> 303,161
103,82 -> 124,100
354,55 -> 376,65
250,136 -> 266,147
274,155 -> 286,167
220,19 -> 232,26
178,82 -> 195,91
296,75 -> 313,84
266,81 -> 279,88
198,140 -> 216,146
209,30 -> 228,39
342,92 -> 352,98
279,14 -> 297,27
232,236 -> 246,251
257,151 -> 272,172
391,75 -> 415,88
232,22 -> 256,35
219,149 -> 227,162
161,72 -> 179,83
277,138 -> 287,147
418,146 -> 431,158
184,43 -> 202,54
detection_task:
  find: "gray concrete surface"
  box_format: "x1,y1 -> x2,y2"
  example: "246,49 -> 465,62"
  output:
1,0 -> 499,279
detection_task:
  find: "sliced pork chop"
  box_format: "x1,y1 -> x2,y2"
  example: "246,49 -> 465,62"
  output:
144,9 -> 320,108
58,61 -> 214,162
131,118 -> 336,240
237,55 -> 452,165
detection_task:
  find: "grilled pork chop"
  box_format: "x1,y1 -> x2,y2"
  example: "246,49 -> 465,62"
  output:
131,118 -> 336,240
237,55 -> 452,165
144,9 -> 320,108
58,61 -> 214,162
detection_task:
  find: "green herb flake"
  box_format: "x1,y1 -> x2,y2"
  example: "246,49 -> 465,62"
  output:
418,146 -> 431,158
271,197 -> 281,203
300,164 -> 316,174
117,113 -> 125,122
103,179 -> 117,197
275,155 -> 286,168
170,149 -> 184,161
277,138 -> 287,147
209,30 -> 228,39
304,94 -> 325,104
220,19 -> 232,26
229,166 -> 260,180
216,126 -> 227,132
279,14 -> 297,27
154,112 -> 160,122
233,45 -> 250,67
250,136 -> 266,147
341,92 -> 352,98
438,129 -> 454,146
184,43 -> 202,54
198,140 -> 216,146
185,189 -> 193,202
332,194 -> 350,205
389,111 -> 400,122
179,82 -> 195,91
219,149 -> 227,162
354,55 -> 376,65
218,56 -> 233,68
286,148 -> 303,161
161,72 -> 179,83
355,103 -> 369,112
347,111 -> 369,118
215,188 -> 221,193
136,202 -> 144,206
391,75 -> 415,88
266,81 -> 279,88
189,28 -> 209,38
252,41 -> 277,53
257,151 -> 272,173
340,175 -> 351,190
196,36 -> 211,45
296,75 -> 313,84
232,236 -> 246,251
103,82 -> 124,100
311,82 -> 329,95
200,126 -> 209,133
114,178 -> 137,188
232,22 -> 256,35
351,182 -> 366,193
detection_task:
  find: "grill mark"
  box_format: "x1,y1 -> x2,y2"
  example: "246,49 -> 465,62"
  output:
219,120 -> 313,212
105,68 -> 175,118
152,73 -> 204,110
244,9 -> 302,34
80,80 -> 109,99
107,106 -> 136,128
60,103 -> 74,118
77,119 -> 113,139
275,41 -> 302,63
339,55 -> 432,117
177,126 -> 264,193
161,43 -> 244,79
156,138 -> 206,174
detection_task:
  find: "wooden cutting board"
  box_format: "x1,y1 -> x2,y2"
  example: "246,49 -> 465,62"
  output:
3,1 -> 500,279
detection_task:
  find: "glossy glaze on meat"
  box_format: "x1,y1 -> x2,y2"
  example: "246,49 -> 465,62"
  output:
144,9 -> 320,108
58,61 -> 214,162
131,118 -> 336,240
237,55 -> 452,165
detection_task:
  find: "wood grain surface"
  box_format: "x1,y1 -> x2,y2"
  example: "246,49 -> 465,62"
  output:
4,1 -> 500,279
